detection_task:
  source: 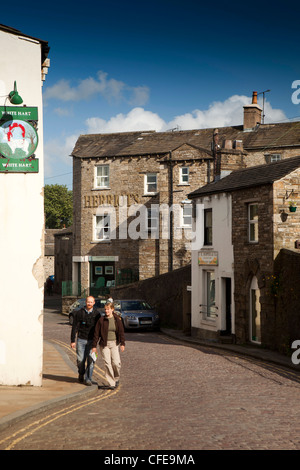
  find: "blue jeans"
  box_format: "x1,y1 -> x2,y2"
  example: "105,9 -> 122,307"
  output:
76,338 -> 94,382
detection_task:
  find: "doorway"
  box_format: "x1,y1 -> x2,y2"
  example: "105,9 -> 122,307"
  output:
223,277 -> 232,334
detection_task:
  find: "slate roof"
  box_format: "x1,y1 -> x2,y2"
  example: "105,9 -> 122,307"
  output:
188,155 -> 300,199
71,121 -> 300,159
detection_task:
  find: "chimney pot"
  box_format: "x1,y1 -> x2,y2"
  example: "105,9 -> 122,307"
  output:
252,91 -> 258,104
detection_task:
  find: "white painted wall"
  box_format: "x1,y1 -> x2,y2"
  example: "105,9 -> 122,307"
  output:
191,193 -> 234,336
0,30 -> 45,385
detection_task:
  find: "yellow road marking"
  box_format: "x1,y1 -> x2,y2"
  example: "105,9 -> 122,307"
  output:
2,386 -> 119,450
1,340 -> 118,450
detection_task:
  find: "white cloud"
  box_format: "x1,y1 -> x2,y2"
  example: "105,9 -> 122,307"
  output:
85,95 -> 287,134
44,94 -> 287,188
86,107 -> 166,133
43,70 -> 150,106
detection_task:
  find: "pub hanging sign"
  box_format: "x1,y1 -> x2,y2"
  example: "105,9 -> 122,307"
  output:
0,106 -> 39,173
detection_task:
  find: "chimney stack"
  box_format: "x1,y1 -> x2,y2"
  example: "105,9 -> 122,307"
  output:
243,91 -> 262,131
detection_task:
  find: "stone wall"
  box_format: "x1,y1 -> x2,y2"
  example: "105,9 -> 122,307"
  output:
272,249 -> 300,353
232,184 -> 275,345
72,150 -> 208,290
232,175 -> 300,352
110,264 -> 191,330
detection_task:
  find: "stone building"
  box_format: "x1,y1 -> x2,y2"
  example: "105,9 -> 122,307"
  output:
188,156 -> 300,351
70,92 -> 300,298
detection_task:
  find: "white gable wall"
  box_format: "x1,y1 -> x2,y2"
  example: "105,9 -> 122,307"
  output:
191,193 -> 234,339
0,29 -> 45,385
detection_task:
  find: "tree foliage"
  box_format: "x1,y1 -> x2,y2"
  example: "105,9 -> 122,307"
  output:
44,184 -> 73,229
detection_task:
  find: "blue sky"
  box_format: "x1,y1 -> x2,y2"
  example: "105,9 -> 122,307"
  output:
2,0 -> 300,189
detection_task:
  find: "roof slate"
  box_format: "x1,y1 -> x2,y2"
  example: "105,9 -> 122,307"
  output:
71,121 -> 300,159
188,155 -> 300,199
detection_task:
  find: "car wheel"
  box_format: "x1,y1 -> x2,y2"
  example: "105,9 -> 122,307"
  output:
69,314 -> 74,325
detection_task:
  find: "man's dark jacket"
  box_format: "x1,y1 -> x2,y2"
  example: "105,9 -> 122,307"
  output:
71,307 -> 100,343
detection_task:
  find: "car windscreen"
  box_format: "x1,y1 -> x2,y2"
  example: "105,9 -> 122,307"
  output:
121,301 -> 152,310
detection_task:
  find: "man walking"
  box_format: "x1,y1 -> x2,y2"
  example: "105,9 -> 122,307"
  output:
70,296 -> 100,385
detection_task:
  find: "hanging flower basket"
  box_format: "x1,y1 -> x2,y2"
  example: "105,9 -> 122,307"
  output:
289,205 -> 297,212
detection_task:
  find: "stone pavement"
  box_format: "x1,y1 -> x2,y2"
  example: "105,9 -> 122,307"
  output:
0,340 -> 97,431
0,327 -> 299,431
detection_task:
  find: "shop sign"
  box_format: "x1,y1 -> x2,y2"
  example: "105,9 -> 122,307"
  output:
0,107 -> 39,173
0,106 -> 38,121
198,251 -> 218,266
0,158 -> 38,172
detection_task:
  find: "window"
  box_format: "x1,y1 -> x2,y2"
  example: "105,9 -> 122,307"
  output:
270,154 -> 281,162
147,207 -> 159,235
182,203 -> 192,227
95,165 -> 109,188
250,276 -> 261,343
204,209 -> 212,245
94,214 -> 110,240
180,167 -> 189,184
248,203 -> 258,242
265,153 -> 281,163
206,271 -> 216,318
145,173 -> 157,194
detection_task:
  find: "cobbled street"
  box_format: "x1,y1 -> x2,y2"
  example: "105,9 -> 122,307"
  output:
1,299 -> 300,451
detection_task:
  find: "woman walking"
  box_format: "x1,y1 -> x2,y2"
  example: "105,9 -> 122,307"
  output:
92,301 -> 125,389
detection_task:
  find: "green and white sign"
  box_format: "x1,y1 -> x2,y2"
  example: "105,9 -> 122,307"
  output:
0,157 -> 38,172
0,106 -> 39,173
0,106 -> 38,121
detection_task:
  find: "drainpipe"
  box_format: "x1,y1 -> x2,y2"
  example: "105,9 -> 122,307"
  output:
213,128 -> 220,181
169,151 -> 173,272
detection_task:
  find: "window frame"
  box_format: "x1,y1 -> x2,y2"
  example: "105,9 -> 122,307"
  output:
147,206 -> 159,235
94,214 -> 111,241
204,208 -> 212,246
248,203 -> 258,243
95,164 -> 110,189
181,203 -> 192,228
144,173 -> 158,195
180,166 -> 189,185
205,270 -> 216,319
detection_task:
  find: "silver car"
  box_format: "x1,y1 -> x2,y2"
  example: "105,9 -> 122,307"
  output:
113,299 -> 160,331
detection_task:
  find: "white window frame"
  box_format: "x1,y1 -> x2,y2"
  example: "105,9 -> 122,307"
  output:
147,206 -> 159,236
181,203 -> 192,227
270,154 -> 281,162
95,164 -> 110,189
144,173 -> 157,195
94,214 -> 111,241
204,270 -> 216,319
248,203 -> 258,243
180,166 -> 189,184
